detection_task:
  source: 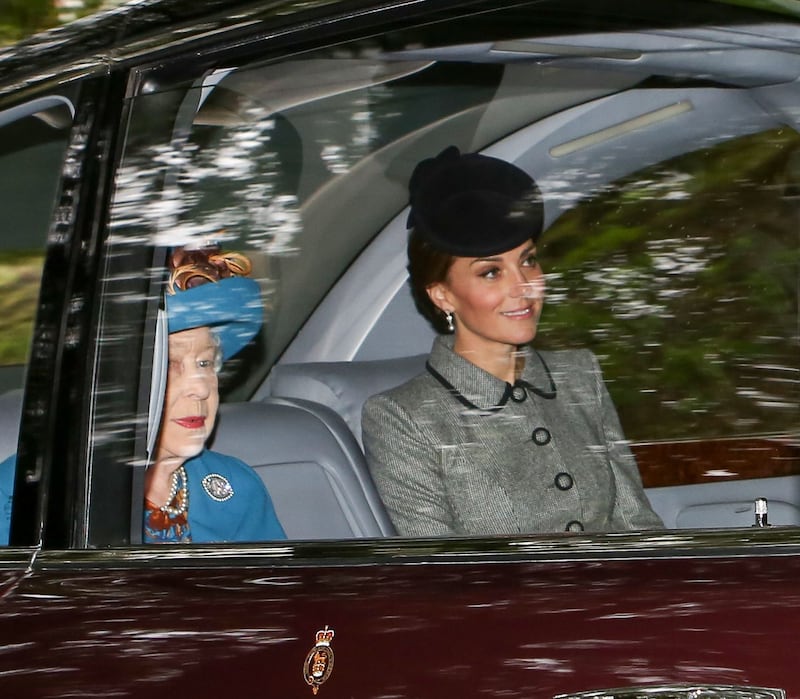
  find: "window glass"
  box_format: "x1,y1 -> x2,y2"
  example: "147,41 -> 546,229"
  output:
536,125 -> 800,504
99,2 -> 800,544
107,53 -> 539,397
170,56 -> 524,398
538,128 -> 800,444
100,54 -> 516,542
0,93 -> 75,542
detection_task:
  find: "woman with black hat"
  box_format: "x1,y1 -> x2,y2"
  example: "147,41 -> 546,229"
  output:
143,246 -> 286,543
362,146 -> 663,537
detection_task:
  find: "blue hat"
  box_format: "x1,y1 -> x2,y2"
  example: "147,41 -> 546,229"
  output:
165,276 -> 262,361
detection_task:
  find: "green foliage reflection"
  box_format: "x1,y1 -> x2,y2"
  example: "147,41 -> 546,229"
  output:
0,0 -> 110,45
537,128 -> 800,441
0,250 -> 44,365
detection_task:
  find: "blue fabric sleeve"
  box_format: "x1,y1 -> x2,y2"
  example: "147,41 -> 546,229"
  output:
184,450 -> 286,543
0,454 -> 16,546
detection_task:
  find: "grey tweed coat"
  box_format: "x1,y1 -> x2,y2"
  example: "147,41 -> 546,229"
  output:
362,335 -> 663,537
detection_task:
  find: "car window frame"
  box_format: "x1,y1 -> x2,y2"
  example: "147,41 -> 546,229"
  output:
0,87 -> 78,564
48,0 -> 796,556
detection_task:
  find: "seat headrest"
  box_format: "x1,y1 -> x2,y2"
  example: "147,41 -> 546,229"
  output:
267,354 -> 427,447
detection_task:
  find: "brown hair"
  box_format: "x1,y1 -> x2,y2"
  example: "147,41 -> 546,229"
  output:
407,228 -> 456,334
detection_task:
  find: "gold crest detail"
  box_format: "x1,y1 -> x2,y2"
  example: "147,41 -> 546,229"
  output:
303,626 -> 335,695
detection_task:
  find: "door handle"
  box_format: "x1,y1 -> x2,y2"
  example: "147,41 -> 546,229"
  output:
555,684 -> 785,699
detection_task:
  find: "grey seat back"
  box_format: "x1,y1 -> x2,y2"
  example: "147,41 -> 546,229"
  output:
0,389 -> 22,461
265,354 -> 428,447
212,398 -> 395,539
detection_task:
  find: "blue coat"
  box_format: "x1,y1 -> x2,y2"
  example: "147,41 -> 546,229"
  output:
180,449 -> 286,542
0,453 -> 12,545
0,450 -> 285,545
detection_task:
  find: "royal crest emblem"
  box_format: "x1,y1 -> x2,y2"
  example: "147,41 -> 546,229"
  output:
303,626 -> 335,695
201,473 -> 234,501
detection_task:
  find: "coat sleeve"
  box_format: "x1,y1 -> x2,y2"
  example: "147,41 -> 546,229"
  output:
590,355 -> 664,530
187,450 -> 287,542
362,392 -> 459,537
0,454 -> 14,545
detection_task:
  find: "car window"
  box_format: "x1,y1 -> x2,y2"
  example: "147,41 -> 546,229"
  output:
538,127 -> 799,465
100,54 -> 507,542
0,93 -> 75,544
533,122 -> 800,527
94,0 -> 800,545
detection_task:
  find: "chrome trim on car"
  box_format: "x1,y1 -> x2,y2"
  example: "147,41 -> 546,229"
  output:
29,527 -> 800,570
555,684 -> 785,699
0,0 -> 432,100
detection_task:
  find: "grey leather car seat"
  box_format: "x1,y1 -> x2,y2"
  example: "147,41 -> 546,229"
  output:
247,355 -> 427,540
212,397 -> 396,539
266,354 -> 427,448
0,390 -> 22,461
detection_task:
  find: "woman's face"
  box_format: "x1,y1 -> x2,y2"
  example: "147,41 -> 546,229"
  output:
156,326 -> 220,463
427,239 -> 545,356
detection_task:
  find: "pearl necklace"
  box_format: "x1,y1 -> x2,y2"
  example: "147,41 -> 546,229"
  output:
160,465 -> 188,516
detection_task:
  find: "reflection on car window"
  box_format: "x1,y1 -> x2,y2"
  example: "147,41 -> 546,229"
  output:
538,128 -> 800,494
0,95 -> 74,544
177,57 -> 515,399
100,6 -> 800,544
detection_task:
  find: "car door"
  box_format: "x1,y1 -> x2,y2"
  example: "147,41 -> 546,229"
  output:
1,1 -> 800,698
6,542 -> 800,696
0,82 -> 85,590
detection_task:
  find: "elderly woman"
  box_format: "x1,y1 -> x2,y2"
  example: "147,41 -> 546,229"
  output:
0,247 -> 285,545
362,146 -> 663,537
143,246 -> 285,543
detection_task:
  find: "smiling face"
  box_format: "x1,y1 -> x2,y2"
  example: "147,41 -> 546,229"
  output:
427,239 -> 545,362
156,326 -> 220,464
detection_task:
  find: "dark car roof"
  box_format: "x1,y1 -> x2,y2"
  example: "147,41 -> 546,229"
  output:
0,0 -> 369,98
1,0 -> 797,99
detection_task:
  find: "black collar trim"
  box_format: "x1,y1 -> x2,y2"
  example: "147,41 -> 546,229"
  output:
425,350 -> 556,412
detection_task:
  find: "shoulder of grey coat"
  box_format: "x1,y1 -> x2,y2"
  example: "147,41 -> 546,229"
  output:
363,347 -> 600,417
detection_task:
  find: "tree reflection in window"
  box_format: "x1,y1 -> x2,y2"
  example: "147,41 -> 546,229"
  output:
538,127 -> 800,442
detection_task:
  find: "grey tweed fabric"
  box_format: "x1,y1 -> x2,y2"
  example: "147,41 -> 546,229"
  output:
362,335 -> 663,537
